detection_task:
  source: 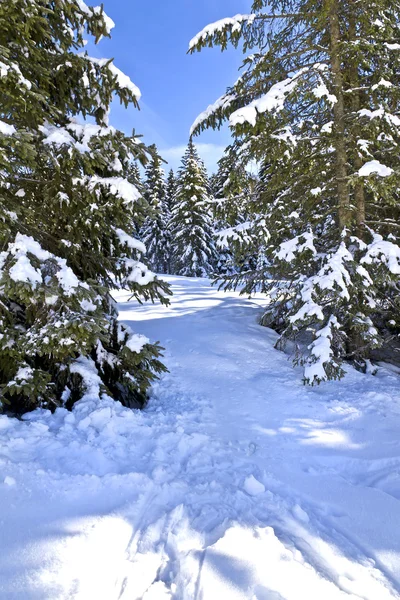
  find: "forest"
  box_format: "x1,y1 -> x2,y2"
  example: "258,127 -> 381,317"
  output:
1,1 -> 400,599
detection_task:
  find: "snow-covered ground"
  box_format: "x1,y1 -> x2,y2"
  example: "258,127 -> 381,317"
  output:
1,275 -> 400,599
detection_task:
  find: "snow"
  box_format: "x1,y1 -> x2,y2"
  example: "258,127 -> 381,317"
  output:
189,14 -> 256,50
12,366 -> 34,384
190,94 -> 235,136
358,160 -> 393,177
276,231 -> 316,262
230,68 -> 308,127
1,276 -> 400,599
125,259 -> 155,285
362,233 -> 400,275
40,121 -> 117,153
0,233 -> 87,296
40,123 -> 74,147
311,187 -> 322,196
0,59 -> 32,89
74,175 -> 141,204
56,260 -> 80,295
4,476 -> 16,487
217,221 -> 253,247
321,121 -> 333,133
305,316 -> 339,383
4,234 -> 82,294
372,78 -> 393,90
9,254 -> 42,286
80,298 -> 97,312
0,119 -> 16,136
70,356 -> 103,398
83,55 -> 141,99
313,81 -> 337,105
243,474 -> 265,496
114,227 -> 146,254
125,332 -> 150,353
92,5 -> 115,34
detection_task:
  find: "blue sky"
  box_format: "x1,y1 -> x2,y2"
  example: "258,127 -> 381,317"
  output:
90,0 -> 251,172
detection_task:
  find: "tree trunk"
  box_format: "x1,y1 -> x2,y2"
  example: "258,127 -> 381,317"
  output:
348,12 -> 365,239
329,0 -> 350,230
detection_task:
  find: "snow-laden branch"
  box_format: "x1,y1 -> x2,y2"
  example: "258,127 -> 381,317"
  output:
229,68 -> 309,127
217,222 -> 253,248
190,94 -> 235,136
0,119 -> 16,136
0,59 -> 32,90
40,120 -> 117,153
304,316 -> 340,383
114,228 -> 146,255
76,0 -> 115,34
358,160 -> 393,177
82,55 -> 141,99
361,233 -> 400,274
2,234 -> 83,295
73,175 -> 141,205
189,14 -> 256,50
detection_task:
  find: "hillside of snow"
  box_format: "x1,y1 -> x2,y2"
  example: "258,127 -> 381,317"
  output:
0,276 -> 400,599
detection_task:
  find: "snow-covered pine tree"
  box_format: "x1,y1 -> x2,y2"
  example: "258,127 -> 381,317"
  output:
140,145 -> 171,274
166,169 -> 177,215
164,169 -> 177,273
211,147 -> 252,276
0,0 -> 169,413
127,160 -> 144,237
170,140 -> 217,277
189,1 -> 400,383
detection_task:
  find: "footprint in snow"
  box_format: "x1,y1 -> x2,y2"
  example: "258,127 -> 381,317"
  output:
292,504 -> 310,523
243,474 -> 265,496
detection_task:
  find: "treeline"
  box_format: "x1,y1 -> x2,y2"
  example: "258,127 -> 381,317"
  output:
136,140 -> 256,279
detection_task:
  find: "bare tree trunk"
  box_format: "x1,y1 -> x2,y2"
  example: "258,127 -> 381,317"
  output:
349,12 -> 365,239
329,0 -> 350,230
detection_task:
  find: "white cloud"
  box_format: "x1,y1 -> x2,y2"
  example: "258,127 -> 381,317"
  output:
160,142 -> 226,173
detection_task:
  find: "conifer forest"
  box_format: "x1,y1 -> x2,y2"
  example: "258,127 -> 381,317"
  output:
1,2 -> 400,598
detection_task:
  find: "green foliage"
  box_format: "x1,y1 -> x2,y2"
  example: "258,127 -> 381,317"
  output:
170,140 -> 217,277
166,169 -> 177,215
189,0 -> 400,382
0,0 -> 169,413
211,146 -> 258,276
140,145 -> 171,274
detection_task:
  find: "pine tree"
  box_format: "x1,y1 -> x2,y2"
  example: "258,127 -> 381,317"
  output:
189,1 -> 400,382
127,160 -> 143,237
164,169 -> 177,273
165,169 -> 177,215
140,146 -> 170,274
170,140 -> 217,277
212,148 -> 250,276
0,0 -> 169,413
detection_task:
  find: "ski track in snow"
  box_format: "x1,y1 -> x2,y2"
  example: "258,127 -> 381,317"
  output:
1,276 -> 400,599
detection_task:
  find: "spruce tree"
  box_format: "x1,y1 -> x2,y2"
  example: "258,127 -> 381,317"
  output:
189,1 -> 400,383
170,140 -> 217,277
140,146 -> 170,274
166,169 -> 177,215
127,160 -> 143,237
164,169 -> 177,273
212,148 -> 250,276
0,0 -> 169,413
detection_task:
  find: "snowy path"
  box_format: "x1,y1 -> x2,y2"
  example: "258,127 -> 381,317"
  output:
1,276 -> 400,599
